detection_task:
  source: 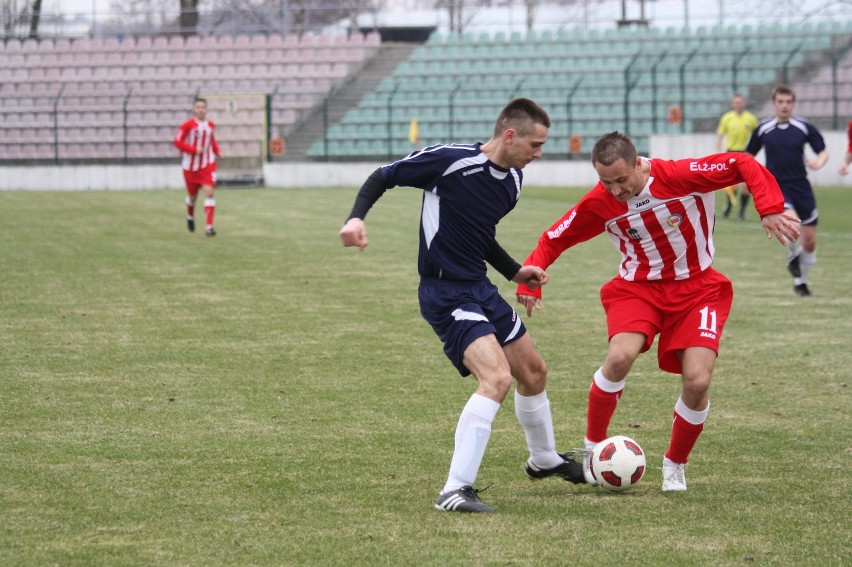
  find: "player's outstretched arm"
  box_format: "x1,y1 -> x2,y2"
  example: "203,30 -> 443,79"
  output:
340,218 -> 368,250
761,209 -> 801,246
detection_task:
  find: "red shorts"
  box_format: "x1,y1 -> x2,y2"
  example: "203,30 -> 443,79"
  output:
183,163 -> 217,197
600,268 -> 734,375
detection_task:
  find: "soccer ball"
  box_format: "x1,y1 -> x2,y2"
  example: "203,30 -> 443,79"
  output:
590,435 -> 646,492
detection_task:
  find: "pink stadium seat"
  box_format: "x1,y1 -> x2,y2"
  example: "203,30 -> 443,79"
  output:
21,38 -> 38,52
218,35 -> 234,50
185,35 -> 201,49
37,38 -> 55,52
234,34 -> 251,48
118,36 -> 137,51
25,52 -> 43,66
267,34 -> 283,48
217,49 -> 236,65
3,38 -> 22,52
102,37 -> 121,51
4,53 -> 25,68
54,38 -> 71,52
168,35 -> 185,50
70,38 -> 90,52
136,36 -> 152,50
152,36 -> 169,51
39,52 -> 58,67
250,35 -> 267,48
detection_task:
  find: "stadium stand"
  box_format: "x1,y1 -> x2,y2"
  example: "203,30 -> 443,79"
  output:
0,31 -> 380,164
308,21 -> 852,159
3,22 -> 852,165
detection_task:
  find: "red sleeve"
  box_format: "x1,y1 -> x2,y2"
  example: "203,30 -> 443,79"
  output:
660,153 -> 785,218
173,119 -> 196,154
847,120 -> 852,153
516,187 -> 614,299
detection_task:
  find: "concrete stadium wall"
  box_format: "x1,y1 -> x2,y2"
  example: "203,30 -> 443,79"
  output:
1,133 -> 850,191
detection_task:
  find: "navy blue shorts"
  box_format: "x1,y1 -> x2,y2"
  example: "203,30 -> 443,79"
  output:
418,278 -> 526,377
779,179 -> 818,226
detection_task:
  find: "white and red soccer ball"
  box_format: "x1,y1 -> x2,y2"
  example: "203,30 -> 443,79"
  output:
590,435 -> 646,492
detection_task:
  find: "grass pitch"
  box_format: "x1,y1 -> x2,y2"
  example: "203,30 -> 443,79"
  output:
0,185 -> 849,566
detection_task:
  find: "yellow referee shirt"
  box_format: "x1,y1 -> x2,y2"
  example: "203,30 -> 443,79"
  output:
716,110 -> 758,151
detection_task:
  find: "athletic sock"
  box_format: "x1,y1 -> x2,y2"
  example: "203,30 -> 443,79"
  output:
585,367 -> 625,444
665,396 -> 709,464
739,193 -> 750,215
442,393 -> 500,493
798,250 -> 816,283
515,390 -> 561,469
204,198 -> 216,228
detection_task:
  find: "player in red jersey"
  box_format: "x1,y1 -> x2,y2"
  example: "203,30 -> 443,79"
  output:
516,132 -> 801,492
838,119 -> 852,176
174,98 -> 221,237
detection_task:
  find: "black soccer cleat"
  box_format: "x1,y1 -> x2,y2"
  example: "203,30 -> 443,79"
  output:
187,218 -> 195,233
434,485 -> 495,513
205,227 -> 216,237
793,283 -> 811,297
787,255 -> 801,278
524,452 -> 585,484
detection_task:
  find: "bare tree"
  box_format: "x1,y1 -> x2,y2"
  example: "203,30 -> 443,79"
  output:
180,0 -> 199,35
28,0 -> 40,38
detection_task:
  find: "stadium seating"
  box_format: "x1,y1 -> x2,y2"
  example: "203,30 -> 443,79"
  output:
0,31 -> 380,163
309,21 -> 852,159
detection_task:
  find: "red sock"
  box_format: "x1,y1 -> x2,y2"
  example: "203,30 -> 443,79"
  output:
665,411 -> 705,464
186,197 -> 194,218
204,198 -> 215,227
586,381 -> 622,443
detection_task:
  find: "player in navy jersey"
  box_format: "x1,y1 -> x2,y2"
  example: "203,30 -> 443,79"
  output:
746,86 -> 828,296
339,98 -> 584,513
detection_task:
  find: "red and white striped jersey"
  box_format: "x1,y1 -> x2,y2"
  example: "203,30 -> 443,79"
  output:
174,118 -> 220,172
518,152 -> 786,296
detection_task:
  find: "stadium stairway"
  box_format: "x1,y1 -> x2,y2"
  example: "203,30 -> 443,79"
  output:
279,41 -> 418,161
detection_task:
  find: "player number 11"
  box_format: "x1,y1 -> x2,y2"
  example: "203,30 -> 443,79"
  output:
698,306 -> 718,333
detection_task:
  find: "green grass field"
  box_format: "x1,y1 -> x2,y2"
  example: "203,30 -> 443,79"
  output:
1,185 -> 849,566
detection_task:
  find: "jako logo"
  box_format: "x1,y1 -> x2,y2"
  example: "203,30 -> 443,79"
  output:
547,210 -> 577,238
463,167 -> 484,176
689,162 -> 729,172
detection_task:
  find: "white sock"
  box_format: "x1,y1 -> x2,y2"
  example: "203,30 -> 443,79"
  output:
514,390 -> 561,469
798,250 -> 816,284
442,393 -> 501,493
674,396 -> 710,425
786,240 -> 802,262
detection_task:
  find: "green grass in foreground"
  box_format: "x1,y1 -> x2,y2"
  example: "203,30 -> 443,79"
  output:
0,186 -> 849,566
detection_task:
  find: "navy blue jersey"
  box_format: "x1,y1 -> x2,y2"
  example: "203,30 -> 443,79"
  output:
379,143 -> 523,282
746,116 -> 826,183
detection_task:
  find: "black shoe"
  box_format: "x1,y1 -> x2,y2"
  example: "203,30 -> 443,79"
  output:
434,485 -> 494,513
793,283 -> 811,297
723,202 -> 732,219
787,255 -> 801,278
205,227 -> 216,237
187,218 -> 195,233
524,452 -> 585,484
